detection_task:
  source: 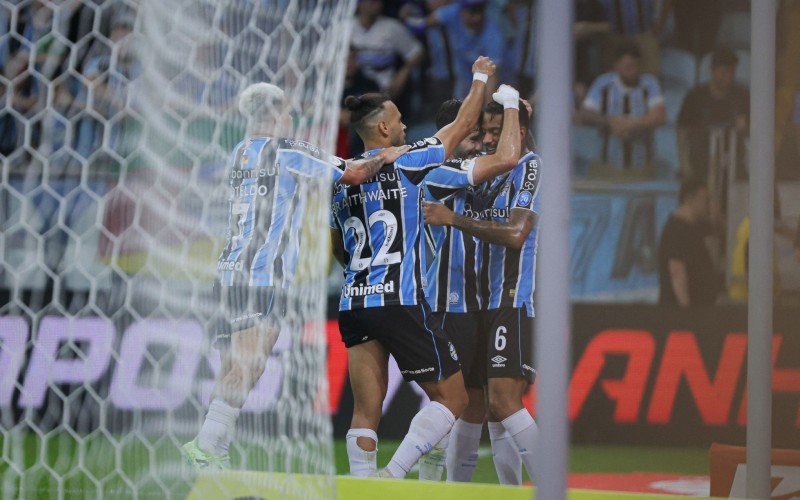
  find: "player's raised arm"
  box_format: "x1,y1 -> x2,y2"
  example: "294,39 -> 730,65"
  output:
434,56 -> 496,158
468,85 -> 522,185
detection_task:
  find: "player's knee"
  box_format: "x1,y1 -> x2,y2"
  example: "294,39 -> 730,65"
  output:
446,385 -> 469,418
487,389 -> 519,420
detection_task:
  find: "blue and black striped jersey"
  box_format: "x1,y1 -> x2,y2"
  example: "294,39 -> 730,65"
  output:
479,151 -> 542,316
331,137 -> 445,310
422,156 -> 487,313
217,136 -> 344,288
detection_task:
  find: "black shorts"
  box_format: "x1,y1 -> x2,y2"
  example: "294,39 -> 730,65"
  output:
433,310 -> 482,389
213,284 -> 285,348
338,302 -> 461,383
473,307 -> 535,385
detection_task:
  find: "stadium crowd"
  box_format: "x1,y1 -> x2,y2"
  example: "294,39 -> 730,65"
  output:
2,0 -> 800,305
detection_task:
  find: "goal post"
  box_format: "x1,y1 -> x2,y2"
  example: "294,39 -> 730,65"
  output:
1,0 -> 356,497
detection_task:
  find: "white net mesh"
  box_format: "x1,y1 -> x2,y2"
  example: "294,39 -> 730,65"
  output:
1,0 -> 355,497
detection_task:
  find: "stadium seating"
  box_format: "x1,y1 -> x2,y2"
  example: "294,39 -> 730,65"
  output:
659,48 -> 697,88
572,125 -> 603,177
662,85 -> 687,124
654,125 -> 679,176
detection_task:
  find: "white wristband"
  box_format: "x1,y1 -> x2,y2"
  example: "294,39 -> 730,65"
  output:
473,72 -> 488,83
503,97 -> 519,110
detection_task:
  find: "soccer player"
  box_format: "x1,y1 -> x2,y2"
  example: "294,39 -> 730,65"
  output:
423,98 -> 541,485
182,83 -> 409,471
330,56 -> 496,479
417,86 -> 523,482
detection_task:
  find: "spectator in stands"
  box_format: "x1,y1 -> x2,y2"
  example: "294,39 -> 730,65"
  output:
425,0 -> 505,98
598,0 -> 659,75
658,180 -> 720,307
654,0 -> 723,58
574,0 -> 611,104
351,0 -> 424,110
338,47 -> 380,158
577,42 -> 666,175
677,47 -> 749,183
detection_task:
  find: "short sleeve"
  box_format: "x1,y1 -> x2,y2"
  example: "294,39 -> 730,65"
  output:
277,139 -> 344,184
582,75 -> 607,112
395,136 -> 446,185
511,156 -> 542,213
389,19 -> 423,62
424,158 -> 475,201
644,75 -> 664,108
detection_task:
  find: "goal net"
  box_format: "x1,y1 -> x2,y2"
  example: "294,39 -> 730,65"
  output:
1,0 -> 355,497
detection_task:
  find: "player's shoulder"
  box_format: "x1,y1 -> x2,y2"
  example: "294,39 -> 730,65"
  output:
276,137 -> 335,161
515,152 -> 541,188
407,136 -> 444,153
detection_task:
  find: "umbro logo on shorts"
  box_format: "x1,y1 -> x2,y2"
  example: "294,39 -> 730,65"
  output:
449,342 -> 458,361
491,355 -> 507,367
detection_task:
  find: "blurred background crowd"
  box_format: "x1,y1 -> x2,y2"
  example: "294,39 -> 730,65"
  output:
1,0 -> 800,307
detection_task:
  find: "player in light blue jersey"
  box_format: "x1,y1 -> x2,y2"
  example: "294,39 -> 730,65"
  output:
331,56 -> 497,479
418,88 -> 523,482
423,96 -> 541,485
182,83 -> 409,471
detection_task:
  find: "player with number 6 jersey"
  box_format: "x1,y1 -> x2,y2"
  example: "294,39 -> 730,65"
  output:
331,56 -> 497,481
422,96 -> 541,486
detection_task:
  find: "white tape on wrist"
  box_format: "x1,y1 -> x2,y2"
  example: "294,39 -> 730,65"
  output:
503,97 -> 519,110
473,72 -> 489,83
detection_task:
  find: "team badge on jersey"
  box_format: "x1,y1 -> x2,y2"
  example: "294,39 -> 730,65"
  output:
448,292 -> 459,304
517,190 -> 532,207
449,342 -> 458,361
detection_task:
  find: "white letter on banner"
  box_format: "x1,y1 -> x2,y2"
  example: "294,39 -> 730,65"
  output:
0,316 -> 29,407
20,317 -> 114,408
110,319 -> 203,410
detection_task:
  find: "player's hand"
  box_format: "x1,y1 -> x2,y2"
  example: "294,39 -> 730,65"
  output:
472,56 -> 496,77
376,145 -> 411,164
492,84 -> 520,109
521,98 -> 533,116
423,200 -> 455,227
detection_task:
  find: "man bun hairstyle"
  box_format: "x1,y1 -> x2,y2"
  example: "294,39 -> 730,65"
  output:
344,92 -> 391,127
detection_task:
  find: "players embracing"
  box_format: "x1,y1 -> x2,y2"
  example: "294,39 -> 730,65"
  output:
423,91 -> 542,485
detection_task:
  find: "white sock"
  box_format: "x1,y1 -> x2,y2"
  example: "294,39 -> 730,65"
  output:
488,421 -> 522,485
386,402 -> 455,479
346,428 -> 378,477
197,398 -> 240,456
501,409 -> 539,484
418,431 -> 449,481
445,419 -> 482,482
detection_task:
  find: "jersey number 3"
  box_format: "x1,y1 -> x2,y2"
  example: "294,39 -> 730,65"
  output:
344,210 -> 402,271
